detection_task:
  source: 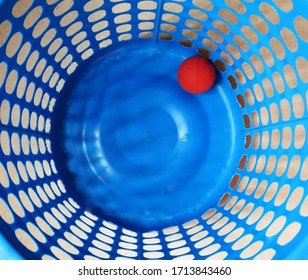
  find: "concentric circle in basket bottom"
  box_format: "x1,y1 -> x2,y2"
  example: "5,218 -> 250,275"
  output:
52,44 -> 242,230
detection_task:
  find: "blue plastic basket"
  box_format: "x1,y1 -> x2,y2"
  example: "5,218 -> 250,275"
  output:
0,0 -> 308,260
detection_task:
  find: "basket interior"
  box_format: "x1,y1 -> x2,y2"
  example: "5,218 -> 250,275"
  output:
0,0 -> 308,260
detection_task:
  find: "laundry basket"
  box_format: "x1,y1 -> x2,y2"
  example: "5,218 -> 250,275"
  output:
0,0 -> 308,260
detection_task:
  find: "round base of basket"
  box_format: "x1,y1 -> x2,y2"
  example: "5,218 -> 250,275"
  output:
52,42 -> 243,230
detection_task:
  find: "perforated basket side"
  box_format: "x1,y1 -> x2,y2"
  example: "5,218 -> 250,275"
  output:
0,0 -> 308,260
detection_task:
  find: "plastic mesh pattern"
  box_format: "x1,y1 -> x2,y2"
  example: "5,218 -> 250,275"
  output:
0,0 -> 308,260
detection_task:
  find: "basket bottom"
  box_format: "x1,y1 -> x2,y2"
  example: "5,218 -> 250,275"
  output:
52,43 -> 242,230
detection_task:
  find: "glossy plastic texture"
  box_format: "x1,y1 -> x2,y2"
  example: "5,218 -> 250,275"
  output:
0,0 -> 308,260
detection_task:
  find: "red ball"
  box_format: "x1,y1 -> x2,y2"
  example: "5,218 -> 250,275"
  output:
178,56 -> 216,94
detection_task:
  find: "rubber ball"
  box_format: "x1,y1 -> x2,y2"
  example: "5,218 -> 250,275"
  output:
178,56 -> 216,94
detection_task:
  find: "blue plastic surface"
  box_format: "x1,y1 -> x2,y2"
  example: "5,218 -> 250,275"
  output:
0,232 -> 23,260
52,42 -> 242,230
0,0 -> 308,260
